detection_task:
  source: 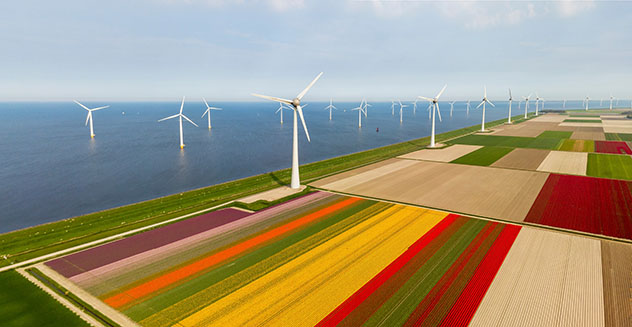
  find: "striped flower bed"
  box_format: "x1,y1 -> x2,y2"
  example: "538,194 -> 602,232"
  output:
44,190 -> 624,326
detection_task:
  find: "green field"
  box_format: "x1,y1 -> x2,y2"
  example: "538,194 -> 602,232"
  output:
537,131 -> 573,139
563,119 -> 602,123
568,114 -> 600,118
0,271 -> 88,327
0,114 -> 535,269
586,153 -> 632,180
448,134 -> 562,150
450,146 -> 514,166
605,133 -> 632,141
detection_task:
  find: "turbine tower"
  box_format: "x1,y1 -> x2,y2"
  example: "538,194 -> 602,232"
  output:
535,93 -> 541,116
563,99 -> 566,109
610,95 -> 614,110
398,99 -> 408,123
522,94 -> 532,119
201,98 -> 222,129
507,88 -> 513,124
74,100 -> 110,138
449,101 -> 456,117
412,99 -> 418,115
324,98 -> 337,120
585,96 -> 590,111
476,86 -> 495,131
391,100 -> 396,115
466,100 -> 471,116
418,84 -> 447,148
351,99 -> 367,128
158,96 -> 198,149
252,72 -> 322,189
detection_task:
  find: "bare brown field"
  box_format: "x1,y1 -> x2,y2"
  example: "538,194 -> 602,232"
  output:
397,144 -> 482,162
571,131 -> 606,140
494,122 -> 572,137
560,122 -> 604,128
470,228 -> 604,327
491,148 -> 550,170
309,158 -> 418,191
530,114 -> 567,123
537,151 -> 588,175
601,240 -> 632,327
313,160 -> 549,222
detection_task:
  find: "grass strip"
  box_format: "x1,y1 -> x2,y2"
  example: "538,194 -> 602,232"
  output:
586,153 -> 632,180
0,270 -> 90,327
563,119 -> 602,123
448,134 -> 562,150
450,146 -> 514,166
537,131 -> 573,139
0,113 -> 533,269
569,114 -> 600,117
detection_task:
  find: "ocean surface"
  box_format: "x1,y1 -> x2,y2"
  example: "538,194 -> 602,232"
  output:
0,100 -> 586,233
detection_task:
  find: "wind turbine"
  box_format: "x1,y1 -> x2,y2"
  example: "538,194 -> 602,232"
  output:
600,98 -> 603,107
585,96 -> 590,111
418,84 -> 447,148
563,99 -> 566,109
251,72 -> 322,189
466,100 -> 471,116
363,100 -> 372,116
476,86 -> 495,131
159,96 -> 198,149
201,98 -> 222,129
412,99 -> 418,115
535,93 -> 541,116
391,100 -> 396,115
398,99 -> 408,123
449,101 -> 456,117
324,98 -> 337,120
523,94 -> 531,119
351,99 -> 367,128
610,94 -> 614,110
74,100 -> 109,138
276,102 -> 289,124
507,88 -> 513,124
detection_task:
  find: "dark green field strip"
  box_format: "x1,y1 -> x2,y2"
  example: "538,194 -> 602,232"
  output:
586,153 -> 632,180
0,113 -> 533,268
537,131 -> 573,139
450,146 -> 514,166
448,134 -> 563,150
605,133 -> 632,141
563,119 -> 602,123
0,270 -> 89,327
123,199 -> 383,323
364,219 -> 487,326
569,114 -> 600,118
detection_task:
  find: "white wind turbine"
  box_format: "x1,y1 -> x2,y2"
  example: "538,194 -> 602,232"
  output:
363,100 -> 372,116
412,99 -> 418,115
600,98 -> 603,107
159,96 -> 198,149
563,99 -> 566,109
449,101 -> 456,117
324,98 -> 337,120
276,102 -> 290,124
398,99 -> 408,123
351,99 -> 367,128
585,96 -> 590,110
74,100 -> 110,138
476,86 -> 495,131
523,94 -> 532,119
507,88 -> 513,124
466,100 -> 471,116
252,72 -> 322,189
535,93 -> 541,116
391,100 -> 396,115
418,84 -> 447,148
201,98 -> 222,129
610,94 -> 614,110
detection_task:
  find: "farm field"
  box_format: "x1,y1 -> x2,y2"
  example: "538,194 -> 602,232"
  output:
449,146 -> 514,166
605,133 -> 632,141
0,270 -> 89,327
41,191 -> 632,327
587,153 -> 632,180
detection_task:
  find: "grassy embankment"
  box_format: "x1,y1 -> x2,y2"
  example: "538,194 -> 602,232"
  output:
0,270 -> 89,327
0,113 -> 533,268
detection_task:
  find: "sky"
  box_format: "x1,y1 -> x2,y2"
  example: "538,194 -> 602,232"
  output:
1,0 -> 631,101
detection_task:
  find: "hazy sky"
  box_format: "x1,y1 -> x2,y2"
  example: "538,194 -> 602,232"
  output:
1,0 -> 631,101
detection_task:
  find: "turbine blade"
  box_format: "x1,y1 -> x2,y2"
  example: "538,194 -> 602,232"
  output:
296,72 -> 323,100
203,97 -> 210,109
476,101 -> 484,109
74,100 -> 90,111
252,93 -> 292,105
180,96 -> 185,114
436,84 -> 447,99
488,100 -> 495,107
181,114 -> 198,127
210,107 -> 222,110
158,114 -> 180,122
436,103 -> 443,122
484,85 -> 487,98
202,108 -> 210,117
85,112 -> 91,125
91,105 -> 109,111
418,96 -> 433,102
297,105 -> 310,142
509,88 -> 512,98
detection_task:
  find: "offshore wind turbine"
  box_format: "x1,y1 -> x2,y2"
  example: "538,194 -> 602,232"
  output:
449,101 -> 456,117
363,100 -> 372,117
600,98 -> 603,107
74,100 -> 110,138
324,98 -> 337,120
252,72 -> 322,189
159,96 -> 198,149
610,95 -> 614,110
507,88 -> 513,124
352,99 -> 367,128
412,99 -> 418,115
398,99 -> 408,123
466,100 -> 471,116
476,86 -> 495,132
276,102 -> 289,124
418,84 -> 447,148
563,99 -> 566,109
523,94 -> 531,119
201,98 -> 222,129
391,100 -> 396,115
534,93 -> 541,116
585,96 -> 590,110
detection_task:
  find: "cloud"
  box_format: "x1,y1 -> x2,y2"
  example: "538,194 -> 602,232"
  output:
159,0 -> 303,11
557,0 -> 595,17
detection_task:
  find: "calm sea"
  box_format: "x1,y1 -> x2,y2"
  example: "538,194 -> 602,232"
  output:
0,100 -> 583,233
